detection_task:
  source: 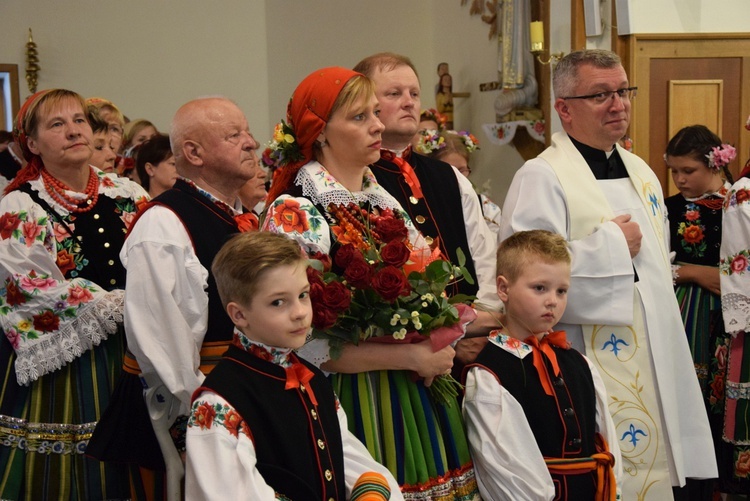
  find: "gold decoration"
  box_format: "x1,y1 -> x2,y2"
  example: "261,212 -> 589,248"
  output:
25,28 -> 40,94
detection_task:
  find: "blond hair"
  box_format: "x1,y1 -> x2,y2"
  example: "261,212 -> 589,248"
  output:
353,52 -> 419,80
212,232 -> 306,309
496,230 -> 571,283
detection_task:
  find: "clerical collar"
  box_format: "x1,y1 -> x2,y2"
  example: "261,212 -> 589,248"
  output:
569,135 -> 628,180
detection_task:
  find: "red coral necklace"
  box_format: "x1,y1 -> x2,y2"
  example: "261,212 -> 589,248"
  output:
41,167 -> 99,213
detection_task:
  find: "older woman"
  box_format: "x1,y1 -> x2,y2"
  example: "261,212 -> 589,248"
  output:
0,89 -> 147,499
263,67 -> 479,500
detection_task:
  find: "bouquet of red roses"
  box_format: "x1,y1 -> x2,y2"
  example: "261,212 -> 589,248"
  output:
307,202 -> 476,405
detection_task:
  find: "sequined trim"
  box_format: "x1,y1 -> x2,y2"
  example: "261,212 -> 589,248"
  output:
401,462 -> 479,501
726,380 -> 750,401
0,414 -> 95,455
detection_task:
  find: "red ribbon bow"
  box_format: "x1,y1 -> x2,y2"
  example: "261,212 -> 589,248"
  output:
234,212 -> 259,232
381,150 -> 423,200
285,362 -> 318,406
524,331 -> 570,396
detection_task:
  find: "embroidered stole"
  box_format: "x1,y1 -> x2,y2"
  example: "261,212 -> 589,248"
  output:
543,132 -> 672,499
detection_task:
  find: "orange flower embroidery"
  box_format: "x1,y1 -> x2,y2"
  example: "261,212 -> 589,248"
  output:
682,225 -> 704,244
272,199 -> 309,233
194,402 -> 217,430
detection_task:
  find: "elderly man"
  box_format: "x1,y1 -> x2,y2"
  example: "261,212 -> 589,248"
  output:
353,53 -> 502,368
87,97 -> 260,495
499,49 -> 716,499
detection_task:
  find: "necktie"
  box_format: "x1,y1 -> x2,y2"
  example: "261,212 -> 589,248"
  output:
524,331 -> 570,396
381,150 -> 423,200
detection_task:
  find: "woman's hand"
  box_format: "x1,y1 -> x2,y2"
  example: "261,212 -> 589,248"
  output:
675,264 -> 721,295
411,343 -> 455,387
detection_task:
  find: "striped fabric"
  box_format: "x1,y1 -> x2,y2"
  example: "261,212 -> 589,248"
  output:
675,283 -> 721,392
333,369 -> 479,501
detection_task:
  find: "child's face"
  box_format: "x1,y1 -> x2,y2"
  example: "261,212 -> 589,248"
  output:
90,131 -> 117,173
230,262 -> 312,350
497,260 -> 570,339
666,154 -> 721,199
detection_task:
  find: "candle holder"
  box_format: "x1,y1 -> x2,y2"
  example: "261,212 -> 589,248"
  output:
529,21 -> 564,66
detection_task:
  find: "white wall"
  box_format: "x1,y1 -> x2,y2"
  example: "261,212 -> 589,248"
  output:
0,0 -> 270,135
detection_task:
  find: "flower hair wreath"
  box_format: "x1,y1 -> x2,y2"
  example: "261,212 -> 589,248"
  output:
260,120 -> 305,171
706,143 -> 736,171
453,130 -> 480,153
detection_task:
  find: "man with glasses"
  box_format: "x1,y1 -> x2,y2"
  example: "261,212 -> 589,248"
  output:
500,49 -> 716,500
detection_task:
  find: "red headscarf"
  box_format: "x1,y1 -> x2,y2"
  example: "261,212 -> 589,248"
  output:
5,89 -> 52,194
266,67 -> 362,202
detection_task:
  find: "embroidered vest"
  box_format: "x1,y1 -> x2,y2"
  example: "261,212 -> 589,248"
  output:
201,345 -> 346,500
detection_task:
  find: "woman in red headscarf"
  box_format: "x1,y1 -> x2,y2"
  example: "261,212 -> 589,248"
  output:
0,89 -> 147,499
263,67 -> 479,500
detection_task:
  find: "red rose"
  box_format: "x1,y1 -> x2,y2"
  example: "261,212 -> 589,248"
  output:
685,210 -> 700,222
193,401 -> 217,430
309,251 -> 332,272
322,281 -> 351,312
33,310 -> 60,332
0,213 -> 21,240
371,265 -> 410,302
5,280 -> 26,307
715,343 -> 728,371
737,189 -> 750,205
307,267 -> 325,302
375,217 -> 408,243
223,409 -> 243,438
736,450 -> 750,478
56,249 -> 76,276
682,225 -> 704,244
312,305 -> 339,330
343,256 -> 373,289
709,373 -> 724,404
334,244 -> 359,269
380,240 -> 411,268
732,255 -> 748,274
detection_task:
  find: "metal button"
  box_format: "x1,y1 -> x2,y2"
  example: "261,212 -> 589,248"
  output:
415,215 -> 426,224
300,384 -> 306,393
93,214 -> 100,220
104,242 -> 110,248
571,438 -> 582,446
410,196 -> 418,205
98,228 -> 104,233
311,409 -> 318,420
425,236 -> 434,245
563,407 -> 574,417
553,377 -> 564,387
110,279 -> 116,285
325,470 -> 332,481
108,260 -> 115,266
317,439 -> 325,450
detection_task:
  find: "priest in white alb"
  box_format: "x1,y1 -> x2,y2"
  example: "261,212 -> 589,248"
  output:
499,49 -> 717,500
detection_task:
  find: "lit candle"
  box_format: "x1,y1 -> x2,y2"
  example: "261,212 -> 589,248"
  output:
530,21 -> 544,52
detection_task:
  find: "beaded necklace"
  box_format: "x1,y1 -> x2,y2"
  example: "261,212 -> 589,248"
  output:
328,202 -> 383,251
41,167 -> 99,213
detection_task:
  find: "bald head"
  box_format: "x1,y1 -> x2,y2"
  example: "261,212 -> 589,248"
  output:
169,97 -> 260,203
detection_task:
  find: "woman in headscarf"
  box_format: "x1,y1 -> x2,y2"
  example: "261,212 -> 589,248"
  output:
263,67 -> 479,500
0,89 -> 147,499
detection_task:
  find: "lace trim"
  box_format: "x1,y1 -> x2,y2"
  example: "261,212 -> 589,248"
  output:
14,290 -> 124,385
722,292 -> 750,335
295,163 -> 403,213
0,413 -> 95,455
401,461 -> 478,501
26,170 -> 144,216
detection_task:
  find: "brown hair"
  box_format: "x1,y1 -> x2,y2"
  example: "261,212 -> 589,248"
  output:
123,119 -> 157,149
135,133 -> 173,192
496,230 -> 571,283
212,231 -> 306,309
86,105 -> 110,135
353,52 -> 419,80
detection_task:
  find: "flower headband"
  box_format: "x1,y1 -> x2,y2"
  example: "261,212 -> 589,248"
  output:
453,130 -> 480,153
413,129 -> 445,155
260,120 -> 304,171
420,108 -> 447,131
706,143 -> 736,171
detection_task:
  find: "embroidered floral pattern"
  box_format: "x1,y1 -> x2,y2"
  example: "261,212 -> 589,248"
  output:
720,250 -> 750,277
488,330 -> 533,358
188,399 -> 252,441
735,449 -> 750,478
232,329 -> 294,368
677,203 -> 707,258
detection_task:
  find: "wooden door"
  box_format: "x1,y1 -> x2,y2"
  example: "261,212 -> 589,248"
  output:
618,35 -> 750,195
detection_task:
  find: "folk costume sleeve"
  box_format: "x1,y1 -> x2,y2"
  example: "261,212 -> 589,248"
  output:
122,205 -> 209,411
462,367 -> 555,501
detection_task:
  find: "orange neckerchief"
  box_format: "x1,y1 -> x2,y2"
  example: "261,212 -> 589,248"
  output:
381,149 -> 423,200
285,362 -> 318,406
524,331 -> 570,396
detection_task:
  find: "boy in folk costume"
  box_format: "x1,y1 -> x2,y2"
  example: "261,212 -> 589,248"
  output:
185,231 -> 401,500
463,230 -> 621,500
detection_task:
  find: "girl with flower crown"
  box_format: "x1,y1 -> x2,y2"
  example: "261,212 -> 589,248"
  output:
664,124 -> 736,497
262,67 -> 480,500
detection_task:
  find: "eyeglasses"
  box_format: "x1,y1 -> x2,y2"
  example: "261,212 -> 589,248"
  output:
562,87 -> 638,104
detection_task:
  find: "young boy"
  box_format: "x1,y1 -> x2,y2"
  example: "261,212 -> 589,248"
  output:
185,231 -> 402,501
462,230 -> 621,501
